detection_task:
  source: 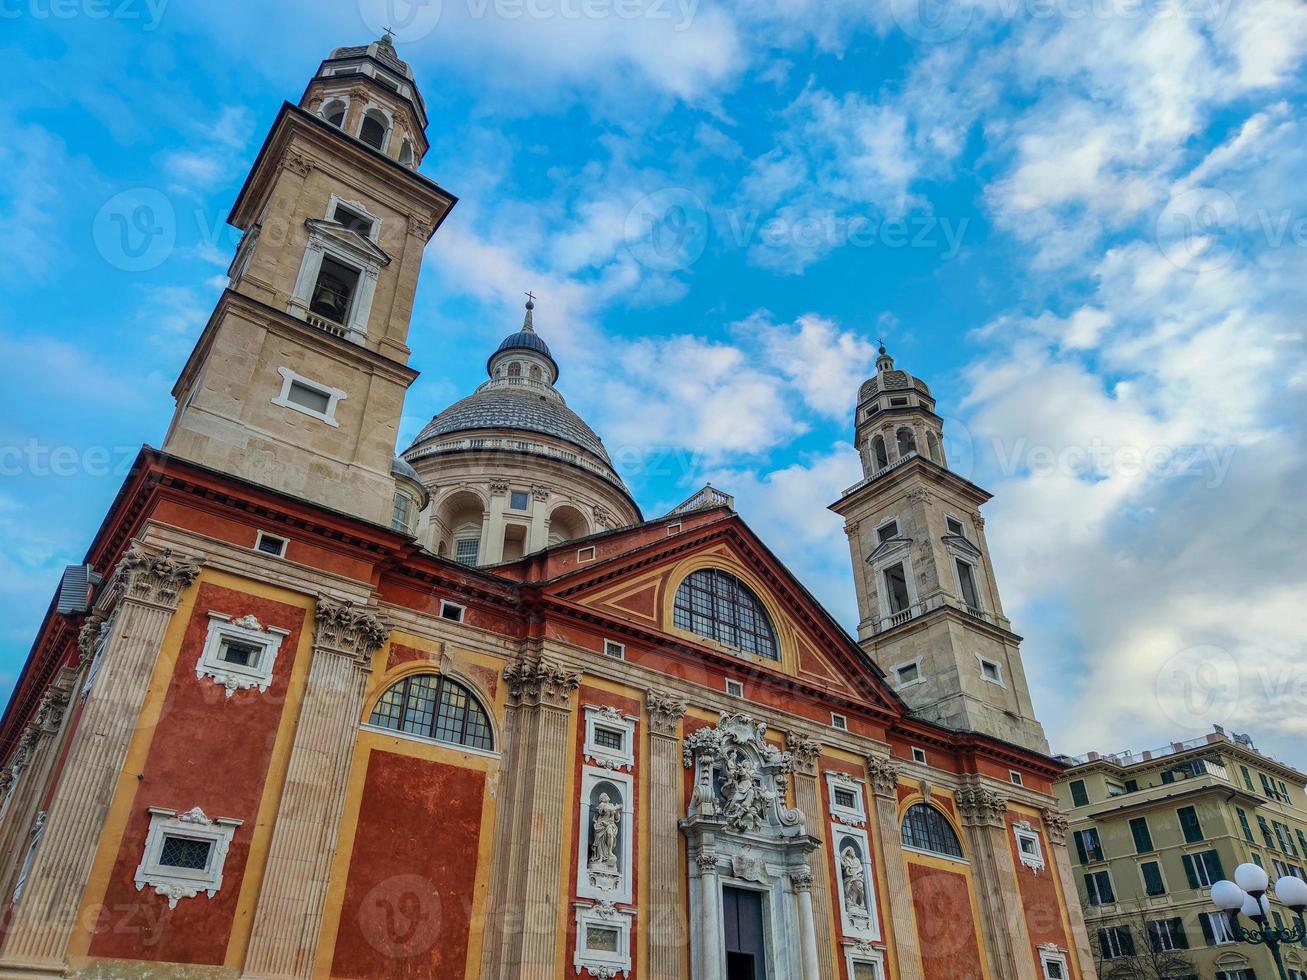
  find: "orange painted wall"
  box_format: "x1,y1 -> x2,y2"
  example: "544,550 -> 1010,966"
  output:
909,863 -> 986,980
329,750 -> 485,979
1008,813 -> 1077,976
87,583 -> 306,964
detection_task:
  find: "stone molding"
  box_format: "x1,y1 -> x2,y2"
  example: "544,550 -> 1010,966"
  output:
646,690 -> 688,736
785,731 -> 822,776
791,866 -> 814,893
694,850 -> 719,874
117,545 -> 202,609
1042,807 -> 1070,846
504,656 -> 581,709
865,754 -> 902,798
314,596 -> 388,663
957,783 -> 1009,828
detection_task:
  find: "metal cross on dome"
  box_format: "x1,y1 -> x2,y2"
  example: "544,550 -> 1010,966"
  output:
382,27 -> 397,41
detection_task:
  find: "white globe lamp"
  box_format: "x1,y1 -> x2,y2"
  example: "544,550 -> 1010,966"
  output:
1235,863 -> 1271,894
1211,880 -> 1246,911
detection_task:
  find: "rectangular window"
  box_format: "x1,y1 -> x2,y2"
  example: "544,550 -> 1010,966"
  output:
603,640 -> 625,660
158,835 -> 212,871
218,638 -> 261,669
725,679 -> 744,698
454,538 -> 479,566
332,202 -> 375,238
1146,917 -> 1188,952
1238,809 -> 1255,843
911,747 -> 927,765
1141,861 -> 1166,896
895,662 -> 920,687
979,658 -> 1002,684
1097,925 -> 1134,959
593,727 -> 624,751
946,516 -> 964,536
286,380 -> 331,415
1009,770 -> 1024,787
1178,805 -> 1204,843
577,546 -> 596,563
1041,956 -> 1066,980
1074,828 -> 1104,864
1200,910 -> 1237,945
586,925 -> 620,953
509,490 -> 530,511
1183,850 -> 1224,888
1084,869 -> 1115,906
834,788 -> 857,809
309,255 -> 360,325
254,531 -> 287,557
439,600 -> 465,623
1242,765 -> 1255,791
877,521 -> 899,543
955,559 -> 981,608
883,562 -> 911,613
1069,780 -> 1089,807
1130,817 -> 1154,853
830,712 -> 848,731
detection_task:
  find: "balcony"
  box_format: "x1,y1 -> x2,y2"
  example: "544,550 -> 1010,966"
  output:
873,595 -> 997,634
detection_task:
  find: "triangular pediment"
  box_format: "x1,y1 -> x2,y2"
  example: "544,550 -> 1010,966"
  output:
545,516 -> 902,714
305,218 -> 393,266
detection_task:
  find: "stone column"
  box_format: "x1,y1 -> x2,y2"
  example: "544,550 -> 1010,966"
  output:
793,867 -> 822,980
696,850 -> 723,980
647,690 -> 689,980
242,597 -> 388,979
480,655 -> 580,979
482,481 -> 509,564
956,781 -> 1038,980
527,486 -> 550,553
865,754 -> 925,980
1044,808 -> 1099,980
0,546 -> 201,972
785,732 -> 838,979
0,678 -> 74,903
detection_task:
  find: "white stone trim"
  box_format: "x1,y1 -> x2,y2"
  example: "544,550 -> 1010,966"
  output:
830,711 -> 848,731
134,806 -> 242,909
357,723 -> 502,761
825,771 -> 867,828
831,822 -> 881,941
271,367 -> 347,427
1038,943 -> 1069,979
326,193 -> 381,240
975,653 -> 1005,687
844,943 -> 887,980
892,657 -> 925,689
253,530 -> 287,558
1014,820 -> 1046,873
576,765 -> 635,904
573,901 -> 633,978
319,93 -> 351,125
196,612 -> 289,697
583,705 -> 637,772
439,600 -> 466,623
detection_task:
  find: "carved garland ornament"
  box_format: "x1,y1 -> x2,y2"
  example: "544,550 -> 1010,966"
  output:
314,597 -> 389,663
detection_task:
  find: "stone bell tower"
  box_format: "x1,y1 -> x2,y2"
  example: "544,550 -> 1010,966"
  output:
830,344 -> 1049,754
162,36 -> 456,527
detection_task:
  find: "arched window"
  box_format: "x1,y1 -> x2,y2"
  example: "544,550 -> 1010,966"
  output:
368,674 -> 493,750
672,568 -> 779,661
896,427 -> 917,458
322,99 -> 347,128
926,431 -> 942,464
507,362 -> 522,378
901,803 -> 964,859
359,110 -> 388,151
398,138 -> 414,168
872,434 -> 889,470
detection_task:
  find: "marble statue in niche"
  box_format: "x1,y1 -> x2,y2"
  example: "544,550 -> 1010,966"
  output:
841,846 -> 867,913
590,793 -> 620,871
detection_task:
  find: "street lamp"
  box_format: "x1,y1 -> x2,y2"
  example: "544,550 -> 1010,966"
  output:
1208,863 -> 1307,980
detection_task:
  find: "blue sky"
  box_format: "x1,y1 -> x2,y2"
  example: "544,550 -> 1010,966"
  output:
1,0 -> 1305,765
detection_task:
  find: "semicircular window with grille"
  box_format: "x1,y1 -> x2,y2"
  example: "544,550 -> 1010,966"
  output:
901,803 -> 964,859
367,674 -> 494,751
672,568 -> 779,661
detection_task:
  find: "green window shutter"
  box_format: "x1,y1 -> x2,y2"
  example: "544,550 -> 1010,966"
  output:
1207,850 -> 1226,881
1074,831 -> 1088,865
1130,817 -> 1154,853
1183,853 -> 1200,889
1199,912 -> 1215,946
1070,780 -> 1089,807
1238,809 -> 1254,843
1142,861 -> 1165,896
1178,806 -> 1204,843
1243,766 -> 1254,790
1170,917 -> 1189,949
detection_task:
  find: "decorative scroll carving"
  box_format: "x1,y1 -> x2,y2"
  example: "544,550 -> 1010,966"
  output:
118,546 -> 202,608
865,754 -> 902,798
504,656 -> 581,709
957,784 -> 1008,828
646,690 -> 688,736
1042,807 -> 1069,846
785,731 -> 822,776
314,597 -> 388,663
683,712 -> 804,833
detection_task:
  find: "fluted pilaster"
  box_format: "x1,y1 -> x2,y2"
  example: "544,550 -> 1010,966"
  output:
786,731 -> 837,979
242,596 -> 388,979
0,546 -> 201,971
865,753 -> 924,980
646,689 -> 688,980
1043,807 -> 1098,980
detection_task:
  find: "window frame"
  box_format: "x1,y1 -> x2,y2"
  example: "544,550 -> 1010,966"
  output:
671,567 -> 780,662
438,600 -> 465,623
253,530 -> 288,558
975,654 -> 1004,687
1013,820 -> 1045,872
1139,859 -> 1168,897
901,803 -> 966,861
724,678 -> 744,698
582,704 -> 636,772
893,658 -> 924,689
196,611 -> 289,697
830,711 -> 848,731
271,367 -> 346,427
365,673 -> 495,754
134,806 -> 242,909
603,639 -> 625,660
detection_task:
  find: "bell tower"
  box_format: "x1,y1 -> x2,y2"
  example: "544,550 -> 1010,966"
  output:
162,36 -> 456,527
830,345 -> 1049,754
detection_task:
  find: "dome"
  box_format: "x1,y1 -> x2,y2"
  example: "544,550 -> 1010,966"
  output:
489,329 -> 557,377
391,455 -> 422,483
409,385 -> 613,465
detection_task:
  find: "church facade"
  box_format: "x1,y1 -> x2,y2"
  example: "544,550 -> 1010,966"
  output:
0,38 -> 1096,980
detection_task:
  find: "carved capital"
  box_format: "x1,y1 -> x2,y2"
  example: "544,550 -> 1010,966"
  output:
314,597 -> 388,663
957,783 -> 1009,828
695,850 -> 719,874
33,687 -> 70,734
790,866 -> 814,893
118,546 -> 202,609
905,487 -> 931,505
971,512 -> 985,531
865,754 -> 902,798
1042,807 -> 1069,846
504,656 -> 580,710
405,212 -> 432,238
77,613 -> 109,656
488,480 -> 510,496
785,731 -> 822,776
647,689 -> 688,736
282,151 -> 312,179
531,485 -> 551,503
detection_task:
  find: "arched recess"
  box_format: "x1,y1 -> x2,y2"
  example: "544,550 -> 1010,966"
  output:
548,503 -> 590,546
398,137 -> 415,168
660,553 -> 797,672
671,568 -> 779,661
321,98 -> 348,128
896,427 -> 918,459
926,430 -> 943,464
871,434 -> 889,470
359,107 -> 390,151
436,489 -> 486,566
365,670 -> 495,751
